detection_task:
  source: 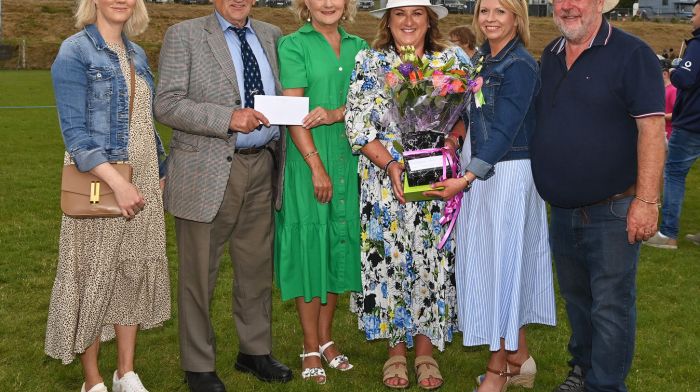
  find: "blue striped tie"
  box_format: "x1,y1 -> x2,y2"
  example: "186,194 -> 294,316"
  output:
231,26 -> 264,108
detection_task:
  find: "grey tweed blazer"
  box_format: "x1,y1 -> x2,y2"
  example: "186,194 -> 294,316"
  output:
155,14 -> 286,223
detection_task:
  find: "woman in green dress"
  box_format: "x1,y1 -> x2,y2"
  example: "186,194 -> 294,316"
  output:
274,0 -> 368,384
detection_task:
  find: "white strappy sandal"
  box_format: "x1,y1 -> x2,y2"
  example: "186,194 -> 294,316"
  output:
319,341 -> 354,371
300,350 -> 327,384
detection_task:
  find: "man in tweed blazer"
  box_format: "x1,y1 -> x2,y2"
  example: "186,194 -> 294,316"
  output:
154,0 -> 290,390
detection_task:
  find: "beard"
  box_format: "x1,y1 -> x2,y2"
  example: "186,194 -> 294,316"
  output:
554,11 -> 600,45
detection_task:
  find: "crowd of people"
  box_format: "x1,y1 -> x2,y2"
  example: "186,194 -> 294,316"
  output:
44,0 -> 698,391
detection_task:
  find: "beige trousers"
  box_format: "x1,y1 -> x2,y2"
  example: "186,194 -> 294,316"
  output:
175,151 -> 274,372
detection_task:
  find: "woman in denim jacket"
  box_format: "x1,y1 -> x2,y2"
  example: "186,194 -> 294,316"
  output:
44,1 -> 170,391
426,0 -> 555,390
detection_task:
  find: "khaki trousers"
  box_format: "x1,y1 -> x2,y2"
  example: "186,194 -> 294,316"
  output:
175,151 -> 274,372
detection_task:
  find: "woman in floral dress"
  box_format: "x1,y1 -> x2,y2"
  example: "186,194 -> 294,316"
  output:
345,0 -> 469,388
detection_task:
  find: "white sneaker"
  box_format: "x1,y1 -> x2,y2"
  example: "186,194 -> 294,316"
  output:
112,371 -> 148,392
643,232 -> 678,249
81,382 -> 108,392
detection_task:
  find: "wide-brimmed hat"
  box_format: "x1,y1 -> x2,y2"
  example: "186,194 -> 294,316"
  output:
369,0 -> 449,19
548,0 -> 619,14
601,0 -> 619,13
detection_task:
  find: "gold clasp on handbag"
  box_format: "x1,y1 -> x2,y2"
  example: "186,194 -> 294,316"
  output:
90,181 -> 100,204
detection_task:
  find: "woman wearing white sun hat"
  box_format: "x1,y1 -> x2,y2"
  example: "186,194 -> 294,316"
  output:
345,0 -> 471,389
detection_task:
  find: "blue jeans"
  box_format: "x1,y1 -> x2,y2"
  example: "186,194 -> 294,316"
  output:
550,197 -> 640,392
660,128 -> 700,239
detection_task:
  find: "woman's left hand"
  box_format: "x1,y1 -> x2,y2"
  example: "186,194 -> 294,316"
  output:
423,177 -> 468,201
303,106 -> 339,129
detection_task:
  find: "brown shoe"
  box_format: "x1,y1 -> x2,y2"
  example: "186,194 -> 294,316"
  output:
383,355 -> 409,389
414,355 -> 443,390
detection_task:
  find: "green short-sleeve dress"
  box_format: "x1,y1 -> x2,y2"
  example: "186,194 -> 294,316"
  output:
274,24 -> 368,303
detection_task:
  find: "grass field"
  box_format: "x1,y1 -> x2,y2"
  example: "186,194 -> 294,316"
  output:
0,68 -> 699,392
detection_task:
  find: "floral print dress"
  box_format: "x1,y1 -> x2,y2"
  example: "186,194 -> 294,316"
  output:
345,47 -> 466,350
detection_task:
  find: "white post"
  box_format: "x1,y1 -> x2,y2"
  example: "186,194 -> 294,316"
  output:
21,39 -> 26,69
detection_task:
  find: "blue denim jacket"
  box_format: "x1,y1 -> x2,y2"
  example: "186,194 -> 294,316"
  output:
465,36 -> 539,179
51,24 -> 166,175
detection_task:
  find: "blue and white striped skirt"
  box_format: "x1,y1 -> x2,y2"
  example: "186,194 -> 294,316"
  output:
455,159 -> 556,351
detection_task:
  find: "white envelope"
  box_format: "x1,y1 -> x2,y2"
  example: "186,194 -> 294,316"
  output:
254,95 -> 309,125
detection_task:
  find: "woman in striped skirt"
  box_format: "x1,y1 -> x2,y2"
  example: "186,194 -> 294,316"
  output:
425,0 -> 555,390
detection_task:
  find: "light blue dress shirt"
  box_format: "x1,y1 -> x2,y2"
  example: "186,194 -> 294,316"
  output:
215,12 -> 279,148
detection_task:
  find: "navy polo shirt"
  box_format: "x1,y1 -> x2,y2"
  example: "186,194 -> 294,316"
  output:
531,18 -> 664,208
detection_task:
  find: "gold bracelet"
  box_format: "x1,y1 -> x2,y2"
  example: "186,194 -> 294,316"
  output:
303,150 -> 319,160
461,175 -> 472,191
635,195 -> 659,205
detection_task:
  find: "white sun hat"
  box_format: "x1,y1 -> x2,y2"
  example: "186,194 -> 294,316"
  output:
369,0 -> 449,19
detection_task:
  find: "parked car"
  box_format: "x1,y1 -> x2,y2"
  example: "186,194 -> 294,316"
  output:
441,0 -> 466,14
267,0 -> 290,7
174,0 -> 209,4
358,0 -> 374,10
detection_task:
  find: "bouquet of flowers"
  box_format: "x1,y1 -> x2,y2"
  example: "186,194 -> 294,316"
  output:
383,45 -> 483,200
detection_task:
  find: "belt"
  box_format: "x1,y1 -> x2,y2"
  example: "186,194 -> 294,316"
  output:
591,185 -> 636,206
234,146 -> 265,155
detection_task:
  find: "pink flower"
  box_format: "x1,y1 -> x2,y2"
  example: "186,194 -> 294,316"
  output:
386,72 -> 399,87
432,71 -> 447,89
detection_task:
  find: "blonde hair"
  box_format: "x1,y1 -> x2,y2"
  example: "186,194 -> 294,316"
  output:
74,0 -> 150,37
472,0 -> 530,47
291,0 -> 357,24
371,8 -> 450,52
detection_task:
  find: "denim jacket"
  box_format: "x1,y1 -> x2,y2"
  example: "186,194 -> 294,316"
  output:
51,24 -> 166,175
465,36 -> 539,180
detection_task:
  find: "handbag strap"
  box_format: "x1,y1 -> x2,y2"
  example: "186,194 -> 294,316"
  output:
128,58 -> 135,124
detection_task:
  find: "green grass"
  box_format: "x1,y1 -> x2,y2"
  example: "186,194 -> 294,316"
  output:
0,70 -> 698,391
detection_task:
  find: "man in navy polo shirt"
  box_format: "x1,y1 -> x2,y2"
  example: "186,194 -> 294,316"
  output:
644,0 -> 700,249
531,0 -> 666,390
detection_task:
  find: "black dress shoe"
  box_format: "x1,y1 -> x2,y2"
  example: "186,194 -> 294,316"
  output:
235,353 -> 293,382
184,371 -> 226,392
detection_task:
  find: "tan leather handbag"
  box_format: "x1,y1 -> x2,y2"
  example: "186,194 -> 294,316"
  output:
61,163 -> 133,218
60,60 -> 136,218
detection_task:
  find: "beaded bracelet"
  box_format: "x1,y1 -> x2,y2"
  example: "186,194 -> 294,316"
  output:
303,150 -> 319,161
383,159 -> 398,172
635,195 -> 659,205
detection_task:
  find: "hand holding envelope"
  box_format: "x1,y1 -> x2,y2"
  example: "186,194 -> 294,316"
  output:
254,95 -> 309,125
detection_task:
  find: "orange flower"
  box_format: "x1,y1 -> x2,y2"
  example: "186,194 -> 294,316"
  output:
451,79 -> 466,93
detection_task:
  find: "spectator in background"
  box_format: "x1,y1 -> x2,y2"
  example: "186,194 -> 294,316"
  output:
449,25 -> 478,58
661,59 -> 677,140
645,0 -> 700,249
